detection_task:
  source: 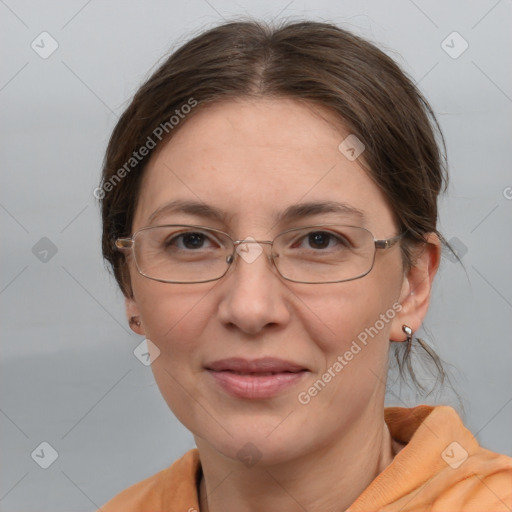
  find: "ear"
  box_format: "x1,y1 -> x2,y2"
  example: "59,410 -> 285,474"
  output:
390,233 -> 441,342
125,296 -> 145,335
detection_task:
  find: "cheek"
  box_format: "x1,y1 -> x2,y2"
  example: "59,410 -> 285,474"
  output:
299,287 -> 395,405
134,283 -> 217,434
134,278 -> 215,349
305,279 -> 396,353
299,270 -> 403,405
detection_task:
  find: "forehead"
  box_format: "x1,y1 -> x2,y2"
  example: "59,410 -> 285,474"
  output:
133,98 -> 395,234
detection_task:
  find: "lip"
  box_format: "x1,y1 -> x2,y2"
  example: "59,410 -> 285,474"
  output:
205,357 -> 309,399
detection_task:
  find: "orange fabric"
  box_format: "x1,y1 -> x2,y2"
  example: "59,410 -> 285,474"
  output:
98,405 -> 512,511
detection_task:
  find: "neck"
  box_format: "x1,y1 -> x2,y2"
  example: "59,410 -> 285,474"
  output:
197,410 -> 404,512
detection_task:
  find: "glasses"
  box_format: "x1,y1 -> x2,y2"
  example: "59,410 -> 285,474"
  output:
115,224 -> 403,284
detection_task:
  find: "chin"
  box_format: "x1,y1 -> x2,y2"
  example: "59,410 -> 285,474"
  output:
194,424 -> 314,468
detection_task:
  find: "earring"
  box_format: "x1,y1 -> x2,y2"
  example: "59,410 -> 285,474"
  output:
130,316 -> 141,327
402,324 -> 413,344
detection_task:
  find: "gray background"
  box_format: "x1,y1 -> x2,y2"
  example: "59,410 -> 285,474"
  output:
1,0 -> 511,510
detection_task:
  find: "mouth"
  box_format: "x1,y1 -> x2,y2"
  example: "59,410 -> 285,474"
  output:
220,370 -> 299,376
205,358 -> 309,399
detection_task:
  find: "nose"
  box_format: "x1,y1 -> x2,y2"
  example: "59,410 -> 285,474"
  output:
216,239 -> 291,335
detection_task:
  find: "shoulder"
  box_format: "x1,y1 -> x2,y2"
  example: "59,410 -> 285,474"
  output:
358,404 -> 512,511
431,446 -> 512,511
97,449 -> 201,512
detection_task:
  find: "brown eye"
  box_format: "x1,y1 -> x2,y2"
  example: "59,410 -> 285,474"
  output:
163,230 -> 217,251
307,232 -> 332,249
292,230 -> 350,251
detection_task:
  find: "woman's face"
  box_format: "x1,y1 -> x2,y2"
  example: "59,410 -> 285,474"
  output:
126,98 -> 414,464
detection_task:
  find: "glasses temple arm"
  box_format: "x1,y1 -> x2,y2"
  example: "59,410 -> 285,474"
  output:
374,233 -> 404,250
115,238 -> 133,250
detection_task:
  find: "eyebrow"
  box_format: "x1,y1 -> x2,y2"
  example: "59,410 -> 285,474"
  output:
146,199 -> 366,226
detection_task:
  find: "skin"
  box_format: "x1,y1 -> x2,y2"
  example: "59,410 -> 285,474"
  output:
125,97 -> 441,512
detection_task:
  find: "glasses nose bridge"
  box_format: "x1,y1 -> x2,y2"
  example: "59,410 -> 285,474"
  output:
233,239 -> 273,247
232,239 -> 275,259
230,238 -> 278,268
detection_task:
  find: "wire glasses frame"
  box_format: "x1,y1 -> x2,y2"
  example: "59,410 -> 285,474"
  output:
115,224 -> 404,285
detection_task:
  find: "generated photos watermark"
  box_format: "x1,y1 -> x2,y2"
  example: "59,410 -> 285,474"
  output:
94,97 -> 198,200
298,302 -> 402,405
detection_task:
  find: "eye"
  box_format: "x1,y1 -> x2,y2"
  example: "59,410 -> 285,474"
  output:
306,231 -> 333,249
165,230 -> 217,250
293,230 -> 351,251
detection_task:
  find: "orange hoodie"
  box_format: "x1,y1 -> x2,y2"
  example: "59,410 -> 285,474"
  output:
98,405 -> 512,511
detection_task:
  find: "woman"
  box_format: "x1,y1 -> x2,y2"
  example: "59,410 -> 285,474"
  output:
97,19 -> 512,511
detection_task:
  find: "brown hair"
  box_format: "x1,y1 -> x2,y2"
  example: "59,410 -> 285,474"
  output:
99,19 -> 454,397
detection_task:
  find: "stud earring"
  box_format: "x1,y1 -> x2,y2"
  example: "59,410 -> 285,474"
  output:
130,316 -> 141,327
